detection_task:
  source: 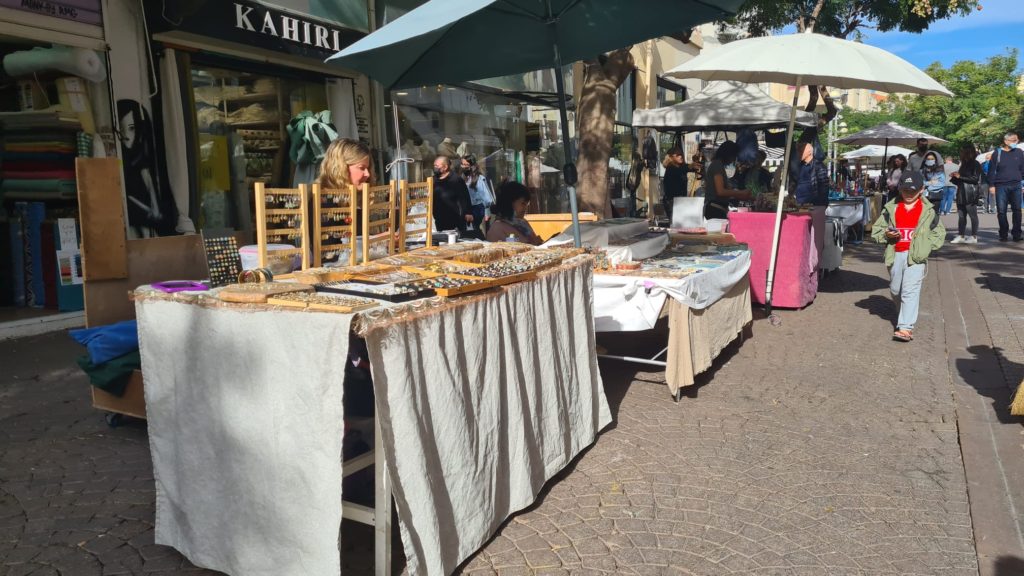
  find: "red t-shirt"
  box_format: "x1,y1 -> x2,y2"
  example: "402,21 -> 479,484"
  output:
894,200 -> 923,252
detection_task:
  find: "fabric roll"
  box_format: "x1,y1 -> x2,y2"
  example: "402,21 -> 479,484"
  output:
326,78 -> 358,140
159,49 -> 196,234
2,46 -> 107,83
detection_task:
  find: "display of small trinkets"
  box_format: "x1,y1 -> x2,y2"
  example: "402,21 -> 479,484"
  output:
353,269 -> 426,284
462,252 -> 560,279
396,275 -> 493,297
202,234 -> 242,288
266,291 -> 379,313
255,182 -> 309,271
400,179 -> 434,250
454,246 -> 508,264
360,182 -> 397,263
315,280 -> 432,302
420,260 -> 481,275
377,254 -> 437,267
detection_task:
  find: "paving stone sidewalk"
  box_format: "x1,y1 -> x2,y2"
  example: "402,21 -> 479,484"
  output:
0,230 -> 999,576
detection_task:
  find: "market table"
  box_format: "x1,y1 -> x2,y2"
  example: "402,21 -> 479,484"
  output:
826,198 -> 866,241
134,258 -> 611,576
593,236 -> 753,398
727,211 -> 817,309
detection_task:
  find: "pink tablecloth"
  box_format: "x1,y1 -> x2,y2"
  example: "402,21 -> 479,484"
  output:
728,211 -> 818,309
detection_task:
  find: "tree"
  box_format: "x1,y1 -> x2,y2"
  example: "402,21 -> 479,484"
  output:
728,0 -> 981,39
882,50 -> 1023,152
575,49 -> 634,217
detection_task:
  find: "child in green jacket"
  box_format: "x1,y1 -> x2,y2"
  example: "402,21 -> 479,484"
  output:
871,171 -> 946,342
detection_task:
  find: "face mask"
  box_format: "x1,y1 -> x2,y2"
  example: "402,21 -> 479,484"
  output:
464,168 -> 473,176
725,164 -> 736,178
924,159 -> 936,167
433,167 -> 443,177
918,145 -> 927,152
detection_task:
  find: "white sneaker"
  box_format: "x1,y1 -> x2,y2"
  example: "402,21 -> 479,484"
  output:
950,236 -> 965,244
966,236 -> 978,244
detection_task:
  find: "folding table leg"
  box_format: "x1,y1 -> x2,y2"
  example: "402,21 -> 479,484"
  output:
374,414 -> 392,576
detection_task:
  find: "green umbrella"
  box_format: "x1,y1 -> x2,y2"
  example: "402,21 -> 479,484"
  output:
327,0 -> 744,247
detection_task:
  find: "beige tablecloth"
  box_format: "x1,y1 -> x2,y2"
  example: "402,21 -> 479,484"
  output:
665,279 -> 753,396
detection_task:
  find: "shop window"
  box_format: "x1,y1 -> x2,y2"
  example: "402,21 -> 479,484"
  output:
388,86 -> 572,214
656,76 -> 686,108
189,63 -> 328,232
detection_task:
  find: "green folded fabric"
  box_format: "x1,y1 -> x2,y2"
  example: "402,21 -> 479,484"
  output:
76,350 -> 141,397
0,179 -> 76,192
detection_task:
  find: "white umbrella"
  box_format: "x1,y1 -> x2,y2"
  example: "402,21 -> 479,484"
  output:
632,80 -> 818,131
842,144 -> 913,161
835,122 -> 948,146
665,32 -> 952,315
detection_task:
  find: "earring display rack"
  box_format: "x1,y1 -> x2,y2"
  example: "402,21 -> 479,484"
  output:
254,182 -> 310,273
400,179 -> 434,250
361,182 -> 397,264
313,183 -> 357,267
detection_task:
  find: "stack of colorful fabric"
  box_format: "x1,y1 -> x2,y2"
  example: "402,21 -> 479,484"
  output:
1,131 -> 78,200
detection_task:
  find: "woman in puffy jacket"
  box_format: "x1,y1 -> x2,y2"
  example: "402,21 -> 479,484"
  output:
949,144 -> 984,244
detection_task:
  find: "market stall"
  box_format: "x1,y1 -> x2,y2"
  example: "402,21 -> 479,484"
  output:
134,246 -> 610,576
590,231 -> 753,398
728,211 -> 817,309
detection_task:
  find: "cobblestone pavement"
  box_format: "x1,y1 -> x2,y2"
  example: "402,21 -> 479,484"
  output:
2,213 -> 1021,575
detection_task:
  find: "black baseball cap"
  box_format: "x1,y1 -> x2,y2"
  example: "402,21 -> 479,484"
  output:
898,170 -> 924,191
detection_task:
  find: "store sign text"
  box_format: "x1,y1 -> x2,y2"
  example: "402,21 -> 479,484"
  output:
234,3 -> 346,52
0,0 -> 102,25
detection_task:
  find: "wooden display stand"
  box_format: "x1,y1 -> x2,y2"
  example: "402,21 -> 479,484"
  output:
399,179 -> 434,250
76,159 -> 250,423
360,182 -> 397,263
254,182 -> 310,272
312,183 -> 358,267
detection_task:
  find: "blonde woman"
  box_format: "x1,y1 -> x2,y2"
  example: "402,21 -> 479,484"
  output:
317,138 -> 373,189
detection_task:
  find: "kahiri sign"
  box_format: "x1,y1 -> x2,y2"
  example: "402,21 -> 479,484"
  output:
233,2 -> 348,52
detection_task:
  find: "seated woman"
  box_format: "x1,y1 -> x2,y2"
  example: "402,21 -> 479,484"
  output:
485,181 -> 543,245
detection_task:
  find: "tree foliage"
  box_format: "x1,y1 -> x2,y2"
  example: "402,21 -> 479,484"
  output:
728,0 -> 981,38
842,49 -> 1024,154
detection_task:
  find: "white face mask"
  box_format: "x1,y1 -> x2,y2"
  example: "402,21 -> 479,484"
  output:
924,159 -> 936,167
725,164 -> 736,178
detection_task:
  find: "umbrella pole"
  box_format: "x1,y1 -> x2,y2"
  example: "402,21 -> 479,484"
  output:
881,139 -> 889,200
765,75 -> 803,317
552,43 -> 582,248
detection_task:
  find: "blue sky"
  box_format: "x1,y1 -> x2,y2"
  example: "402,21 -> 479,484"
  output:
859,0 -> 1023,69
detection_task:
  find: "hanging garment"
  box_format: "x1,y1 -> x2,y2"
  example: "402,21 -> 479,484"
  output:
286,111 -> 338,165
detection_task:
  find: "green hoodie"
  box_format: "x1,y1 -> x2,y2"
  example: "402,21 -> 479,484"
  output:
871,196 -> 946,267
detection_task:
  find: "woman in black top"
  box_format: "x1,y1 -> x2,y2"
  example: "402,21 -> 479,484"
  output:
661,147 -> 687,219
950,144 -> 984,244
704,141 -> 752,220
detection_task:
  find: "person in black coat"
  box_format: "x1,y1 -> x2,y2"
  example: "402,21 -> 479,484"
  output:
950,144 -> 984,244
432,155 -> 473,234
660,146 -> 687,219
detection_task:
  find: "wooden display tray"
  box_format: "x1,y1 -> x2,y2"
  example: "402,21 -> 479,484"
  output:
266,292 -> 380,313
291,268 -> 353,284
450,270 -> 539,288
314,281 -> 434,302
217,282 -> 314,303
351,268 -> 438,284
397,275 -> 505,297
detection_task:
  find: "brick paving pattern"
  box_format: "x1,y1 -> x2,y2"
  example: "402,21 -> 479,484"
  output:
3,213 -> 1022,575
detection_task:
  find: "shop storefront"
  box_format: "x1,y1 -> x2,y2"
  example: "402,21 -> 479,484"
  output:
132,0 -> 376,236
0,1 -> 114,334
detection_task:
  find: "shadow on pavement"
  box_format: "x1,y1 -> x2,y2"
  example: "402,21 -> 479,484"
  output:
955,345 -> 1024,426
854,294 -> 897,326
818,269 -> 890,293
976,272 -> 1024,301
994,555 -> 1024,576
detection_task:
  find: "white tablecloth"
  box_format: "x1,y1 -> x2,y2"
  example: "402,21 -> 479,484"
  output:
542,218 -> 650,248
826,200 -> 865,229
136,261 -> 609,576
593,250 -> 752,332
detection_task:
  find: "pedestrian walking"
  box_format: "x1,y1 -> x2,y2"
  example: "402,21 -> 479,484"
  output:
950,144 -> 983,244
871,171 -> 946,342
885,154 -> 907,202
907,138 -> 935,172
942,156 -> 959,215
660,146 -> 687,219
986,131 -> 1024,242
461,154 -> 496,233
921,151 -> 946,206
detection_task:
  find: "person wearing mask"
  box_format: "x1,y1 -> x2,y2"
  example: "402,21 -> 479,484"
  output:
660,146 -> 687,219
485,181 -> 543,245
871,171 -> 945,342
432,155 -> 473,235
987,131 -> 1024,241
941,156 -> 959,215
460,154 -> 495,231
885,155 -> 908,201
907,138 -> 933,172
743,150 -> 773,198
921,151 -> 946,207
950,144 -> 984,244
704,141 -> 752,220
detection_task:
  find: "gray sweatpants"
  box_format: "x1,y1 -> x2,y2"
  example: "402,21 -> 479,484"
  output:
889,251 -> 927,332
